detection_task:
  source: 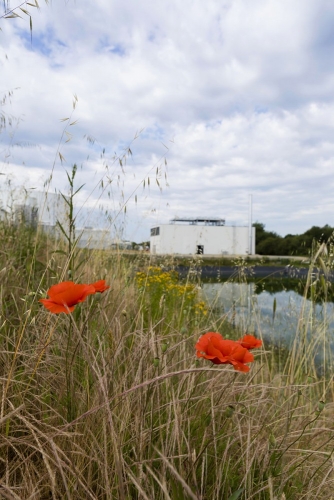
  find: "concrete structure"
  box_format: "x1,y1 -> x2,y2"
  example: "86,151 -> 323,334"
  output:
33,191 -> 69,229
14,203 -> 39,228
75,227 -> 132,250
2,189 -> 133,250
75,228 -> 113,249
150,217 -> 255,256
0,208 -> 10,223
14,191 -> 69,233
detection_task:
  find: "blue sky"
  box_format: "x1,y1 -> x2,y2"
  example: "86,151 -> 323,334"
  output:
1,0 -> 334,242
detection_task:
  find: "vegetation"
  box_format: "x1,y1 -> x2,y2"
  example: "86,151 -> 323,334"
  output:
2,6 -> 334,498
254,221 -> 334,256
0,209 -> 334,499
136,265 -> 208,334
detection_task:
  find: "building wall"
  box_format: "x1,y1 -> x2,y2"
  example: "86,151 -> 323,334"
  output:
27,192 -> 69,228
150,225 -> 255,255
0,209 -> 8,222
1,189 -> 69,229
75,228 -> 132,250
75,228 -> 112,249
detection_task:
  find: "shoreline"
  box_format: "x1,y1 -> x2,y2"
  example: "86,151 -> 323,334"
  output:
174,264 -> 315,280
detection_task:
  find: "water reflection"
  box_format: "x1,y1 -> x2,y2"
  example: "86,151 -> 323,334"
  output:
201,281 -> 334,348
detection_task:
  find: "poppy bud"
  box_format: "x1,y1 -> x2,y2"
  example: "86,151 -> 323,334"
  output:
161,343 -> 168,353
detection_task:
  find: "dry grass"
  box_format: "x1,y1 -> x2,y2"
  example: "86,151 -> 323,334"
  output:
0,221 -> 334,499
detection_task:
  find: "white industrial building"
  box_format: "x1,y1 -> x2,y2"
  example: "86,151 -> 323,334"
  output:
13,191 -> 69,231
4,190 -> 68,236
1,188 -> 133,250
74,228 -> 112,249
150,217 -> 255,256
75,227 -> 132,250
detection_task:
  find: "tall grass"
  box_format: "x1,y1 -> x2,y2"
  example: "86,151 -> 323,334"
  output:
0,215 -> 334,499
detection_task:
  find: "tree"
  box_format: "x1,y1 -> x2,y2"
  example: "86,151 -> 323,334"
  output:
253,221 -> 281,254
253,222 -> 334,256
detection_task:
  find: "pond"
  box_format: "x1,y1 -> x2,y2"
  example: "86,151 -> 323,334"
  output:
201,280 -> 334,370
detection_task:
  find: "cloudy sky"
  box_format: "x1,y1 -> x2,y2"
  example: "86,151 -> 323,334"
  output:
1,0 -> 334,242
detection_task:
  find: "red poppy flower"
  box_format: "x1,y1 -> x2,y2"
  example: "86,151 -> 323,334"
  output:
90,279 -> 110,293
237,334 -> 262,350
40,281 -> 96,314
195,332 -> 254,372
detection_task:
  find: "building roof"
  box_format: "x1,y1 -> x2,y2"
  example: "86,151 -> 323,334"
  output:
169,216 -> 225,226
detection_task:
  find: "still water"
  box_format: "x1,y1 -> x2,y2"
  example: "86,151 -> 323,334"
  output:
201,281 -> 334,349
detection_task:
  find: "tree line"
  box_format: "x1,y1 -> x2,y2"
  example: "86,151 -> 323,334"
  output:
254,222 -> 334,256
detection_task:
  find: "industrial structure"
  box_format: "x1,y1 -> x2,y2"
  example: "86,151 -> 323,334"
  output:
8,190 -> 131,250
150,217 -> 255,256
75,227 -> 132,250
14,191 -> 69,233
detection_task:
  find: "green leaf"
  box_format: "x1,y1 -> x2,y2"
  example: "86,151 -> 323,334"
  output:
60,192 -> 71,206
73,184 -> 85,196
51,249 -> 68,256
227,488 -> 244,500
169,477 -> 186,500
56,221 -> 70,242
74,257 -> 88,273
65,170 -> 72,185
318,400 -> 326,412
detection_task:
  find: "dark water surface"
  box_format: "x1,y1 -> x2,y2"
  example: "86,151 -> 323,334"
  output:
176,264 -> 334,281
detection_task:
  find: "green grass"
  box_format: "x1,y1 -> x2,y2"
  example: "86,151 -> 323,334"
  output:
114,252 -> 308,268
0,219 -> 334,499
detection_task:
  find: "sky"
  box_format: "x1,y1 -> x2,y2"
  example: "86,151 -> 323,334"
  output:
1,0 -> 334,242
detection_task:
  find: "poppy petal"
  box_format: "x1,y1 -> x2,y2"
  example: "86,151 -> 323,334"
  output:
230,360 -> 250,372
39,299 -> 75,314
40,282 -> 96,314
195,331 -> 256,372
50,284 -> 95,307
237,334 -> 262,349
47,281 -> 76,298
90,280 -> 110,293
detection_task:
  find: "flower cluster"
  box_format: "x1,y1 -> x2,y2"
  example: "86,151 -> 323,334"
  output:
40,280 -> 110,314
195,332 -> 262,372
136,266 -> 208,319
136,267 -> 181,292
194,300 -> 208,317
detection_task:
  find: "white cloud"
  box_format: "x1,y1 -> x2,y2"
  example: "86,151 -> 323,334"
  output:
1,0 -> 334,242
